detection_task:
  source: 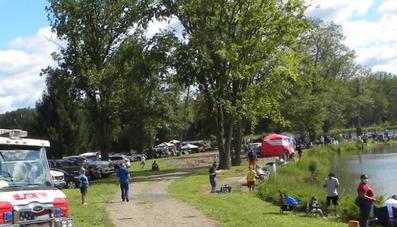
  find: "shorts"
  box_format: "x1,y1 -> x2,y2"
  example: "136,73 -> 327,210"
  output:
249,160 -> 256,166
326,195 -> 339,206
247,181 -> 255,188
80,187 -> 88,195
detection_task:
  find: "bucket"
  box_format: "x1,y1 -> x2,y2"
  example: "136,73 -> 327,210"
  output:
348,220 -> 359,227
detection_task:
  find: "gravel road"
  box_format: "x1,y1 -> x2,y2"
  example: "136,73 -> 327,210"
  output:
107,170 -> 219,227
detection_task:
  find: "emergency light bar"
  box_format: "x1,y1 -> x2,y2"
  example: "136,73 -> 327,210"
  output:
0,129 -> 28,138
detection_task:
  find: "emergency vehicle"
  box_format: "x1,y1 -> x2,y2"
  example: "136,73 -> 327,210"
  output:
0,129 -> 73,227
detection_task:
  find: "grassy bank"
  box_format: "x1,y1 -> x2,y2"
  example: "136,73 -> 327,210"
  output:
256,142 -> 387,221
65,158 -> 176,227
169,167 -> 345,227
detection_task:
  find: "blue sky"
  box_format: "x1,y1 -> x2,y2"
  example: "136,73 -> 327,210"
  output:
0,0 -> 48,49
0,0 -> 396,114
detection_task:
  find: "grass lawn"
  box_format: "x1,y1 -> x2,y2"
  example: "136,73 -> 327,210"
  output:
64,157 -> 176,227
169,167 -> 347,227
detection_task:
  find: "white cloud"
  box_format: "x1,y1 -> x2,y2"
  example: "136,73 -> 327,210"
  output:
9,27 -> 59,55
306,0 -> 375,23
306,0 -> 397,75
0,26 -> 58,114
377,0 -> 397,14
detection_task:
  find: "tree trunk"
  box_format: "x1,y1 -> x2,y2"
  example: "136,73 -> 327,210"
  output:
231,121 -> 242,166
214,102 -> 231,169
222,116 -> 232,169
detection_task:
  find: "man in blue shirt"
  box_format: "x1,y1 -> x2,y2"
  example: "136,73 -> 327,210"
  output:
116,163 -> 130,202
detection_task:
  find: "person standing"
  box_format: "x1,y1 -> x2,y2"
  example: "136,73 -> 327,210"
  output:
77,167 -> 89,205
140,155 -> 146,169
208,163 -> 217,193
247,150 -> 257,169
320,136 -> 325,146
246,166 -> 257,192
116,163 -> 130,202
323,173 -> 339,213
355,174 -> 376,227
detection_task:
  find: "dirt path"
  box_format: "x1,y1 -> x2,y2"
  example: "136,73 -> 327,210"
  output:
107,155 -> 219,227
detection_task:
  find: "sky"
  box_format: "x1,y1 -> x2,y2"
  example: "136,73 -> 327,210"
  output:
0,0 -> 396,114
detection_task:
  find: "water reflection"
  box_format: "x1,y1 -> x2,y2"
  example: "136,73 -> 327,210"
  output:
333,144 -> 397,197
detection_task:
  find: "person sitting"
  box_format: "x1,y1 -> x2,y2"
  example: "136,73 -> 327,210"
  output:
151,161 -> 160,171
383,195 -> 397,218
307,196 -> 325,217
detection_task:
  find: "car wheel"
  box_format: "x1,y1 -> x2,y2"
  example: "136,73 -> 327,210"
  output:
67,181 -> 77,189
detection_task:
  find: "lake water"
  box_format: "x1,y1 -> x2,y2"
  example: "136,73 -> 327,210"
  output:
333,144 -> 397,197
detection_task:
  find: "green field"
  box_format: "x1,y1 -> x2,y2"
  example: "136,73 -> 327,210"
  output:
168,167 -> 346,227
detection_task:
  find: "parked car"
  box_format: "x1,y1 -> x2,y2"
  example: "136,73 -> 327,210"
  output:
50,168 -> 80,189
63,155 -> 113,179
50,169 -> 66,189
109,154 -> 131,167
181,140 -> 208,152
144,150 -> 156,160
78,153 -> 115,178
48,159 -> 83,175
62,155 -> 89,166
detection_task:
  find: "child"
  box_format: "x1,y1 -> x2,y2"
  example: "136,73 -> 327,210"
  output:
246,166 -> 257,192
208,163 -> 217,193
140,155 -> 146,169
77,167 -> 89,205
308,196 -> 325,217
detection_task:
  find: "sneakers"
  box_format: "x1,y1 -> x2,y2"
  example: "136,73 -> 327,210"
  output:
126,198 -> 129,202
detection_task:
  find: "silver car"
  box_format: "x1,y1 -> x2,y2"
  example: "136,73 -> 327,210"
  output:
109,155 -> 131,167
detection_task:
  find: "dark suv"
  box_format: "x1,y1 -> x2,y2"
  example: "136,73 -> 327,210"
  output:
63,155 -> 113,179
48,159 -> 82,175
79,154 -> 115,178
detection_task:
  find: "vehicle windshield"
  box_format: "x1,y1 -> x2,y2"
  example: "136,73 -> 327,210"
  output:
84,155 -> 98,161
0,148 -> 52,189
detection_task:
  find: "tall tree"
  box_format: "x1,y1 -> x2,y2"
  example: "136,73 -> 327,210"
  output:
35,67 -> 89,158
159,0 -> 307,169
279,19 -> 356,139
46,0 -> 151,159
0,108 -> 37,135
110,32 -> 179,153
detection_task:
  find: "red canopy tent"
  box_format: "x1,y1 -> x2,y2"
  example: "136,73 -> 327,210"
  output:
261,133 -> 295,157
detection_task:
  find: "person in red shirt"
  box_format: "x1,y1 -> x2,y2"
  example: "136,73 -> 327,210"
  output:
356,174 -> 376,227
